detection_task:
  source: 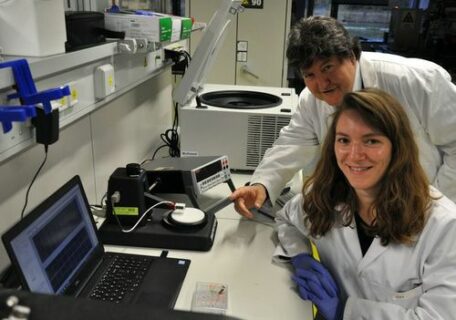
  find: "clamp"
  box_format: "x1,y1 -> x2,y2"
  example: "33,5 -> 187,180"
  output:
0,59 -> 70,133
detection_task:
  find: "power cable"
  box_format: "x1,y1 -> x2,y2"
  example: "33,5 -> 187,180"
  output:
20,145 -> 48,219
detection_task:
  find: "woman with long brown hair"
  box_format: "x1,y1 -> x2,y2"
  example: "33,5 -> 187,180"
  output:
275,88 -> 456,320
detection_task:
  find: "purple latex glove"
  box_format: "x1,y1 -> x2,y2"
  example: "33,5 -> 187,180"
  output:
291,253 -> 313,270
291,254 -> 344,320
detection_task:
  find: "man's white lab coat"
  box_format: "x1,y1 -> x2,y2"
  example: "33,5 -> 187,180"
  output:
250,52 -> 456,204
274,189 -> 456,319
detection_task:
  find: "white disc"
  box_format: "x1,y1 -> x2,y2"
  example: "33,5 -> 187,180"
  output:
170,207 -> 206,225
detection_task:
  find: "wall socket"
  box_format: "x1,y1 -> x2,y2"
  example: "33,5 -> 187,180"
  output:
94,64 -> 115,99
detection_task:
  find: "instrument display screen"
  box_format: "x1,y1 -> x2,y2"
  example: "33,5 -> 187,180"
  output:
195,160 -> 222,183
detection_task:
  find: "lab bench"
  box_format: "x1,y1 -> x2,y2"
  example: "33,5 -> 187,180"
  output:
104,173 -> 313,320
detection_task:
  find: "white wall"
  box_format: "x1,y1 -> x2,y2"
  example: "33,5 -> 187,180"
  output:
0,71 -> 173,271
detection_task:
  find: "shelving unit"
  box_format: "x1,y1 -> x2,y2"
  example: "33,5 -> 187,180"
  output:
0,41 -> 170,164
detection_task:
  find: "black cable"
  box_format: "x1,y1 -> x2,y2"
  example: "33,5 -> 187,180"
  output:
151,144 -> 169,160
150,102 -> 180,159
151,49 -> 191,160
100,192 -> 107,207
20,145 -> 48,219
183,50 -> 192,62
169,101 -> 180,157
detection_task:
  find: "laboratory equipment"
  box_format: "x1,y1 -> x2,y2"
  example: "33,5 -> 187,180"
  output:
2,175 -> 189,308
173,0 -> 298,170
179,84 -> 297,170
100,156 -> 235,251
172,0 -> 244,106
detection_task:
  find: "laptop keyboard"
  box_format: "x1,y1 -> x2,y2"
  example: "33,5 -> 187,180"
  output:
89,254 -> 153,303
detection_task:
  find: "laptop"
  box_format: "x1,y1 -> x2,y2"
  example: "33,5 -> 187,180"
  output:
2,175 -> 190,308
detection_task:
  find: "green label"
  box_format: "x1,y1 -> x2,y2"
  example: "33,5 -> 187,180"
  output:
114,207 -> 139,216
159,17 -> 172,42
181,18 -> 193,39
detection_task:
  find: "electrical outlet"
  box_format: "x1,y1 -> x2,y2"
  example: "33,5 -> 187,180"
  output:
50,82 -> 79,112
94,64 -> 115,99
67,82 -> 79,107
51,100 -> 64,110
153,50 -> 164,68
0,120 -> 33,158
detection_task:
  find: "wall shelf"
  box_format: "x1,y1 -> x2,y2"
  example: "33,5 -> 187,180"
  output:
0,42 -> 118,90
0,41 -> 173,164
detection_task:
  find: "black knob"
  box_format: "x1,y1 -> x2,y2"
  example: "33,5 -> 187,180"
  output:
126,163 -> 141,176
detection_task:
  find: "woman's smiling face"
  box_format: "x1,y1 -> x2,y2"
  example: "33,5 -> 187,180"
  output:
335,109 -> 392,197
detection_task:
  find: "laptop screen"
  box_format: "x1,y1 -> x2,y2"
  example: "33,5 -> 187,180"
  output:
2,176 -> 102,295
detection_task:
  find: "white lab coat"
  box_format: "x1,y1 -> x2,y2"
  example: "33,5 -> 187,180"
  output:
250,52 -> 456,204
274,188 -> 456,319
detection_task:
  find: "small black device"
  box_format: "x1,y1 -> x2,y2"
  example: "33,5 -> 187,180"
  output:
99,156 -> 236,251
99,202 -> 218,251
64,11 -> 125,52
106,163 -> 149,226
31,107 -> 59,145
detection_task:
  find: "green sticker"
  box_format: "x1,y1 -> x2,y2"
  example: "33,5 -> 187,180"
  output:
114,207 -> 139,216
181,18 -> 193,39
159,17 -> 172,42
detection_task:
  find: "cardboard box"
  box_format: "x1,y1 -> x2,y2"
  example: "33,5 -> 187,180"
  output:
170,18 -> 182,42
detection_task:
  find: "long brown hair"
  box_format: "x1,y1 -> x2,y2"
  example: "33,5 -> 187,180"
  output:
303,88 -> 433,245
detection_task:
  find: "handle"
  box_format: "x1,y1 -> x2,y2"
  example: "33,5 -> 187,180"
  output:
95,28 -> 125,40
241,65 -> 259,79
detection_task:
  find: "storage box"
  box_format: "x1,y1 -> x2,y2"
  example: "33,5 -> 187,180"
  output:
104,12 -> 172,42
0,0 -> 67,57
180,17 -> 193,39
166,15 -> 193,40
170,18 -> 182,42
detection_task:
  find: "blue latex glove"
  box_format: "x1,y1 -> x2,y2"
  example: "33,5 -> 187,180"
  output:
291,253 -> 313,270
291,253 -> 314,300
291,254 -> 344,320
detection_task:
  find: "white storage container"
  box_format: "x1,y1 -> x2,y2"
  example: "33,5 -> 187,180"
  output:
0,0 -> 67,57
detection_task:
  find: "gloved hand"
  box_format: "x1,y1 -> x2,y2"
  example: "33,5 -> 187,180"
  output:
290,253 -> 314,301
291,254 -> 344,320
291,253 -> 313,270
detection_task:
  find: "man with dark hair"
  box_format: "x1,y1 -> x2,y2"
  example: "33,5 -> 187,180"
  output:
230,16 -> 456,217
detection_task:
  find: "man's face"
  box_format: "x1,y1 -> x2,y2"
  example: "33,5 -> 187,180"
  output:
301,56 -> 357,106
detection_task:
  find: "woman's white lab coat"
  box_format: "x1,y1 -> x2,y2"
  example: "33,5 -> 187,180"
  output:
274,188 -> 456,319
250,52 -> 456,204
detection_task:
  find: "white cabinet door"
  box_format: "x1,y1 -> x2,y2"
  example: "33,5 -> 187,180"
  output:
188,0 -> 237,85
188,0 -> 291,86
236,0 -> 291,87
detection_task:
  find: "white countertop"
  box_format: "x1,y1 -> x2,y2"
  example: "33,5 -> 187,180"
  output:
106,173 -> 312,320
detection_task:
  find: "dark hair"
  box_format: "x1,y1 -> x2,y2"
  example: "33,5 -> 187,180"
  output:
302,88 -> 433,245
287,16 -> 361,71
